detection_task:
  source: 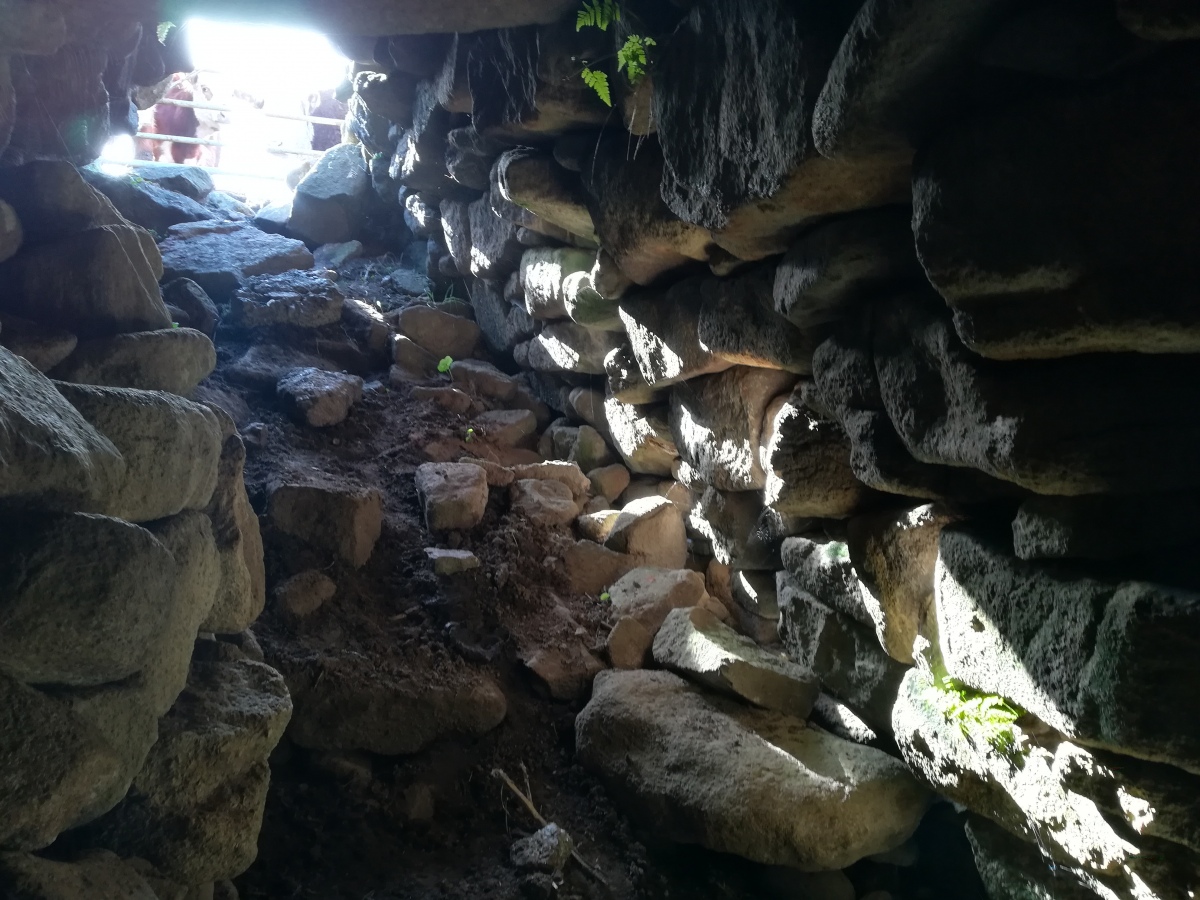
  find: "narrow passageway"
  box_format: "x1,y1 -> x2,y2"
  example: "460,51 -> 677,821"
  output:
1,3 -> 1200,900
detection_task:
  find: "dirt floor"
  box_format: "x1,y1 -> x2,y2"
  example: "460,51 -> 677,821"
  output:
204,257 -> 984,900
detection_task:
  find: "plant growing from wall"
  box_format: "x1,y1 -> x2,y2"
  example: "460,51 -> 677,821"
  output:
575,0 -> 656,108
935,675 -> 1024,759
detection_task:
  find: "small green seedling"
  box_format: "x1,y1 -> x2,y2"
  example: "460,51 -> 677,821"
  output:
437,356 -> 454,374
171,322 -> 180,328
465,427 -> 476,443
600,591 -> 611,602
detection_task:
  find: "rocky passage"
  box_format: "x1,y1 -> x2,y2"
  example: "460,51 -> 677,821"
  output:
3,2 -> 1200,900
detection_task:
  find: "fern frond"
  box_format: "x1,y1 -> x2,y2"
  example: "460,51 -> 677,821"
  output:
581,67 -> 612,106
576,0 -> 620,31
617,34 -> 655,84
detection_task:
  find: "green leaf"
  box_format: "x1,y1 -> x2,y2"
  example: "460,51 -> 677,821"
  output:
581,67 -> 612,106
437,355 -> 454,373
576,0 -> 619,31
600,592 -> 611,602
617,34 -> 655,84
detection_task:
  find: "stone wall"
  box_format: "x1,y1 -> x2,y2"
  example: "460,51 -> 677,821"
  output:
333,2 -> 1200,898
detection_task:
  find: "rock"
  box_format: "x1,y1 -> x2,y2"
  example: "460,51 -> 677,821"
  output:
0,160 -> 121,243
589,464 -> 631,503
568,425 -> 612,473
50,328 -> 215,396
690,486 -> 797,571
162,279 -> 219,339
470,278 -> 538,355
603,344 -> 658,405
274,570 -> 336,619
474,409 -> 537,448
812,0 -> 1016,167
520,247 -> 595,319
129,163 -> 213,201
619,280 -> 732,389
410,386 -> 470,415
605,567 -> 710,668
424,548 -> 481,575
391,335 -> 440,377
526,321 -> 620,376
0,198 -> 21,263
276,368 -> 364,428
521,644 -> 606,701
0,851 -> 161,898
313,240 -> 363,269
563,540 -> 638,595
915,51 -> 1200,359
577,670 -> 929,869
774,207 -> 921,329
159,221 -> 314,303
874,293 -> 1200,496
84,658 -> 291,883
781,537 -> 875,629
730,570 -> 781,644
414,462 -> 489,532
603,399 -> 678,477
697,268 -> 817,374
510,823 -> 574,873
498,149 -> 596,241
654,606 -> 818,716
0,313 -> 76,372
778,572 -> 908,738
59,383 -> 222,523
671,367 -> 798,492
604,497 -> 687,570
1011,493 -> 1200,562
206,191 -> 255,220
396,304 -> 480,360
253,201 -> 292,234
760,388 -> 874,518
201,431 -> 266,635
404,192 -> 442,238
449,359 -> 517,401
936,524 -> 1200,773
467,195 -> 524,280
509,478 -> 579,527
0,224 -> 170,336
229,269 -> 344,329
355,70 -> 417,124
80,167 -> 216,232
267,482 -> 384,568
288,144 -> 370,245
578,509 -> 620,544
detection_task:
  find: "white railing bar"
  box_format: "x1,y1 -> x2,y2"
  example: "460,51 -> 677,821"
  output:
155,97 -> 344,127
134,132 -> 325,158
96,157 -> 290,182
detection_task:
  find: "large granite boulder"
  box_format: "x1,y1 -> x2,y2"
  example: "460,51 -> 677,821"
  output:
50,328 -> 216,396
288,143 -> 370,245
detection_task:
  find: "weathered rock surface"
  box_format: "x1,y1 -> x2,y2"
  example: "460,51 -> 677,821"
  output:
520,247 -> 595,320
229,270 -> 344,329
689,487 -> 797,571
288,143 -> 370,245
1011,493 -> 1200,562
619,280 -> 732,390
0,160 -> 121,243
577,670 -> 929,869
526,322 -> 619,376
670,367 -> 797,492
130,162 -> 213,200
654,606 -> 818,716
201,431 -> 265,634
414,463 -> 489,532
450,359 -> 517,401
469,278 -> 538,355
510,478 -> 579,527
0,851 -> 160,899
50,328 -> 216,396
277,368 -> 364,428
80,167 -> 216,232
604,497 -> 687,570
697,267 -> 817,373
161,278 -> 219,339
267,482 -> 384,568
498,149 -> 595,242
0,313 -> 76,372
159,221 -> 314,302
396,304 -> 480,360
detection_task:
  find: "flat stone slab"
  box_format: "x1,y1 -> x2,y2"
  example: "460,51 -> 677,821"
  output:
159,221 -> 314,302
230,270 -> 344,329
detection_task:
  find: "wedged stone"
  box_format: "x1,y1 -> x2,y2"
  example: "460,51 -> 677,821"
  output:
523,643 -> 606,701
687,487 -> 793,572
562,270 -> 623,331
588,465 -> 630,504
774,207 -> 922,329
207,190 -> 255,220
0,346 -> 125,511
424,548 -> 480,576
253,200 -> 292,234
497,149 -> 596,242
510,478 -> 580,527
276,570 -> 337,620
58,383 -> 222,523
130,162 -> 214,201
84,658 -> 291,883
730,570 -> 780,644
282,655 -> 507,755
469,278 -> 538,355
355,69 -> 417,123
414,462 -> 489,532
604,497 -> 687,570
578,509 -> 620,544
474,409 -> 537,448
509,461 -> 592,501
812,0 -> 1018,167
604,566 -> 710,667
520,247 -> 595,319
654,606 -> 818,716
577,670 -> 930,869
267,482 -> 384,568
935,524 -> 1200,773
781,537 -> 875,629
619,280 -> 732,389
604,344 -> 659,405
0,313 -> 76,372
403,191 -> 441,237
229,269 -> 344,329
914,51 -> 1200,359
449,359 -> 517,401
468,194 -> 524,280
50,328 -> 216,396
0,670 -> 123,850
0,160 -> 122,243
526,321 -> 620,376
0,224 -> 169,336
563,539 -> 638,595
159,221 -> 314,302
444,127 -> 499,192
760,388 -> 874,519
288,144 -> 370,245
162,279 -> 219,339
873,293 -> 1200,496
0,851 -> 160,899
396,304 -> 480,360
566,424 -> 610,473
670,367 -> 798,492
778,572 -> 908,738
391,335 -> 439,377
1012,493 -> 1200,562
80,168 -> 216,233
846,504 -> 962,664
277,368 -> 363,428
580,135 -> 715,285
697,267 -> 817,373
393,125 -> 452,196
0,512 -> 176,687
